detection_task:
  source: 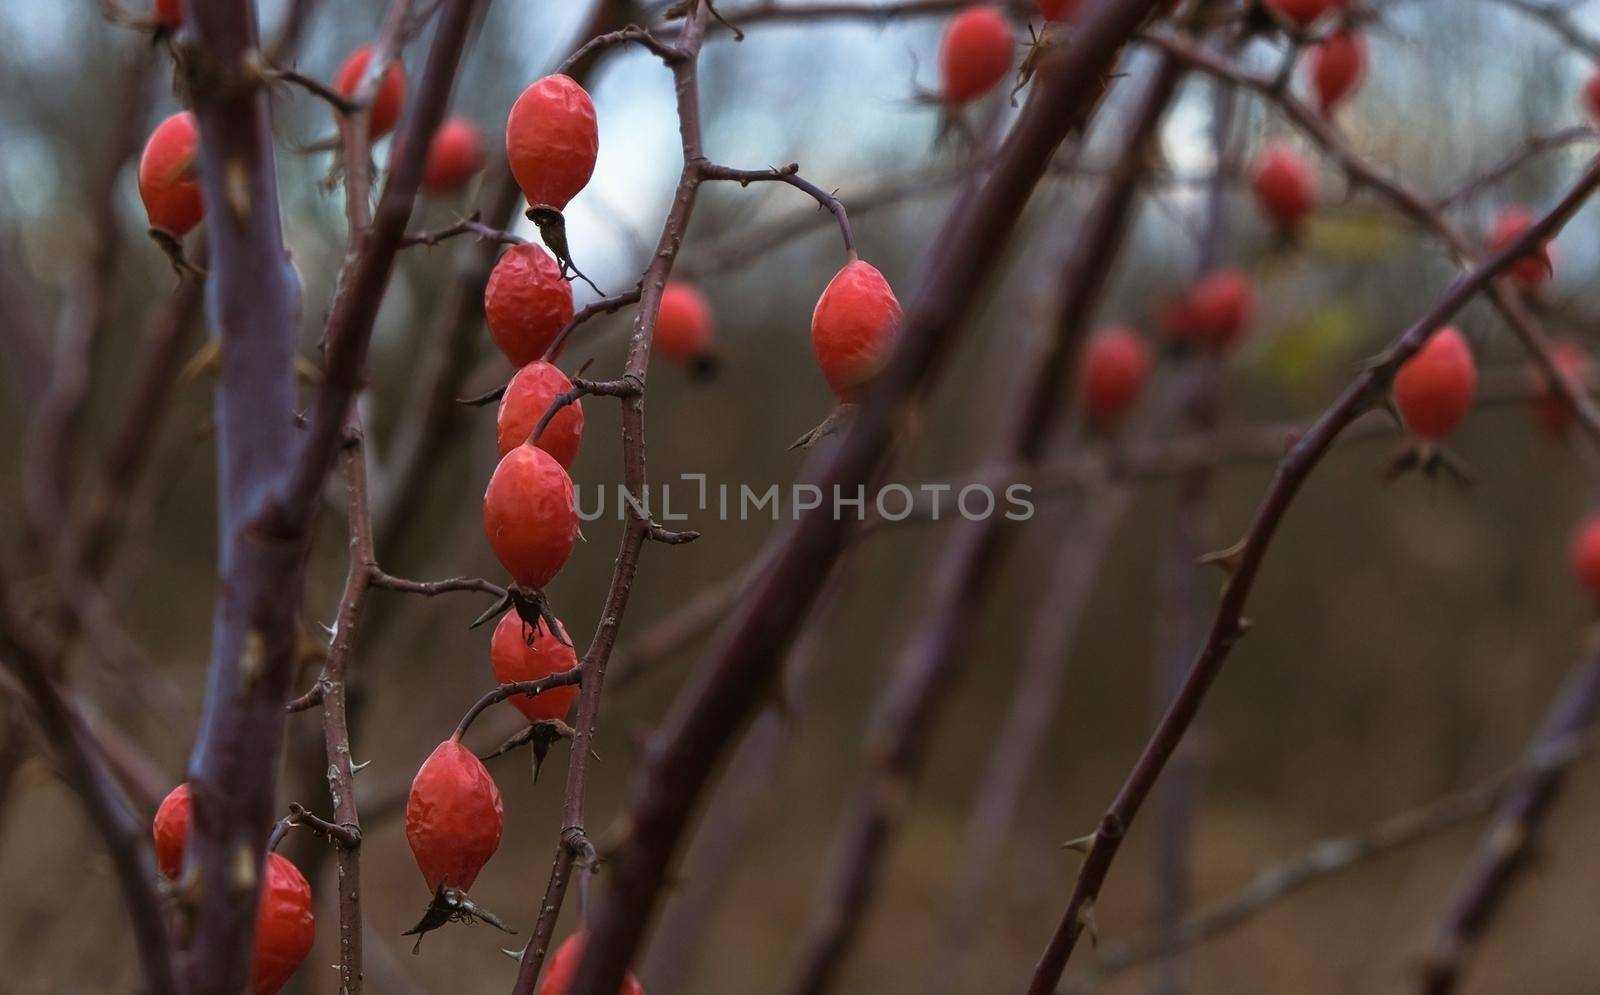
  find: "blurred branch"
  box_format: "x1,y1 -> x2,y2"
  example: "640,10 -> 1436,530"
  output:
1435,127 -> 1600,211
1416,647 -> 1600,995
1479,0 -> 1600,60
783,46 -> 1189,995
1023,155 -> 1600,993
1066,721 -> 1600,993
668,0 -> 1032,36
572,3 -> 1176,992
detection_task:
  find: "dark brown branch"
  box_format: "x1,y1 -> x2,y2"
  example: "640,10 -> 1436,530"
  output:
557,24 -> 683,76
569,4 -> 1174,993
700,161 -> 856,258
543,285 -> 644,361
1416,649 -> 1600,995
452,671 -> 585,742
369,571 -> 507,599
266,66 -> 359,113
1022,155 -> 1600,995
400,214 -> 527,249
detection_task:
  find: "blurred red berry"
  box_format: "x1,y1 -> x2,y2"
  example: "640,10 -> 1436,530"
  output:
483,444 -> 579,589
507,75 -> 599,211
1078,326 -> 1151,426
154,0 -> 182,28
1251,143 -> 1318,233
1264,0 -> 1336,28
811,260 -> 903,401
406,740 -> 503,892
497,360 -> 584,467
139,112 -> 203,236
1583,67 -> 1600,122
539,932 -> 645,995
1572,513 -> 1600,601
253,854 -> 315,995
656,282 -> 716,369
1394,327 -> 1477,442
1036,0 -> 1079,21
1486,206 -> 1553,291
1158,269 -> 1256,352
422,117 -> 486,195
485,244 -> 575,367
491,614 -> 579,723
939,7 -> 1016,105
152,782 -> 191,879
334,45 -> 408,139
1526,340 -> 1593,439
1309,31 -> 1367,116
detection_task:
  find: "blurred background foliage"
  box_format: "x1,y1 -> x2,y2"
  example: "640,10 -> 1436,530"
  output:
2,0 -> 1600,992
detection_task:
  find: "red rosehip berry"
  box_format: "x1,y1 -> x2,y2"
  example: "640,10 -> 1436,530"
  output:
1158,269 -> 1256,352
496,361 -> 584,467
406,740 -> 504,893
1572,514 -> 1600,602
1251,142 -> 1318,233
539,932 -> 645,995
154,0 -> 182,28
152,782 -> 191,879
1036,0 -> 1079,21
139,112 -> 203,237
334,45 -> 408,140
811,260 -> 902,401
939,7 -> 1016,105
1078,326 -> 1151,427
1486,206 -> 1553,291
1526,340 -> 1593,439
507,75 -> 599,212
1394,326 -> 1477,442
1309,31 -> 1367,116
1263,0 -> 1336,28
485,243 -> 576,367
491,614 -> 579,723
253,854 -> 315,995
656,282 -> 716,369
1583,68 -> 1600,122
422,117 -> 486,195
483,444 -> 580,589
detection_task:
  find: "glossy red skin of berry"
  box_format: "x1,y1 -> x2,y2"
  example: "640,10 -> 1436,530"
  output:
812,260 -> 902,401
1526,340 -> 1592,439
483,444 -> 580,589
656,283 -> 715,365
1036,0 -> 1079,21
252,854 -> 315,995
1487,206 -> 1553,291
334,45 -> 408,139
497,361 -> 584,466
1159,269 -> 1256,351
1264,0 -> 1336,27
1078,326 -> 1152,426
507,75 -> 599,211
939,7 -> 1016,105
539,932 -> 645,995
155,0 -> 182,27
406,740 -> 504,892
422,117 -> 486,195
485,244 -> 575,367
1251,143 -> 1317,232
152,782 -> 191,879
139,112 -> 203,236
1572,514 -> 1600,601
491,614 -> 579,723
1394,326 -> 1477,442
1310,32 -> 1366,115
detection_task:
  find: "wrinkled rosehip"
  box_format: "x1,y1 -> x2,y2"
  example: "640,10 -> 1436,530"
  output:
539,931 -> 645,995
496,360 -> 584,467
483,443 -> 580,589
491,613 -> 579,723
507,75 -> 599,211
253,854 -> 315,995
406,740 -> 504,892
485,243 -> 575,367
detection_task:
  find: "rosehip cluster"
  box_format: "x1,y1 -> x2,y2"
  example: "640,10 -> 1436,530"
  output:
151,784 -> 315,995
